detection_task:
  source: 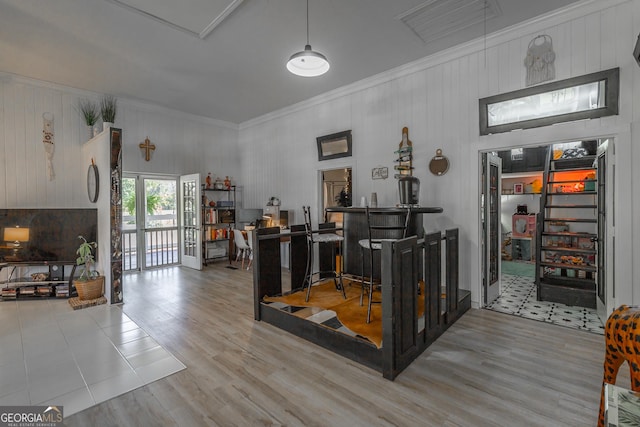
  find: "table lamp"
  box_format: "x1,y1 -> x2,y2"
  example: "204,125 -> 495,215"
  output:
4,226 -> 30,249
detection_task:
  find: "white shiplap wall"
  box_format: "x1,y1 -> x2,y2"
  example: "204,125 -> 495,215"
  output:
0,75 -> 240,210
238,0 -> 640,308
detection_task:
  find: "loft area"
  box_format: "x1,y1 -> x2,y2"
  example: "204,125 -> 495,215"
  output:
497,140 -> 598,174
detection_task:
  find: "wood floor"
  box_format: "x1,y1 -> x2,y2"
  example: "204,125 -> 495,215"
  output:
65,263 -> 621,426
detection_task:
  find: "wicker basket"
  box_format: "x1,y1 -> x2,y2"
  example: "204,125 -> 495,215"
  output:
75,276 -> 104,301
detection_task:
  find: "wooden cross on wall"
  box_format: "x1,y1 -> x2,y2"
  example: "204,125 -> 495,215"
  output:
139,137 -> 155,162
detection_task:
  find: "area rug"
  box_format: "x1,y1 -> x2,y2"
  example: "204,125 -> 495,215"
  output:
263,279 -> 425,348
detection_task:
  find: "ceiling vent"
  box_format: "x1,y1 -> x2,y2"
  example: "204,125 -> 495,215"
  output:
397,0 -> 502,44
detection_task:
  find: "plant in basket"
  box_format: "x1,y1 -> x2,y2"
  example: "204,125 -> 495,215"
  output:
74,235 -> 104,300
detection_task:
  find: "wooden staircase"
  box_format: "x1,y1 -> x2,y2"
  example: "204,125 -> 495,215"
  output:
535,146 -> 598,308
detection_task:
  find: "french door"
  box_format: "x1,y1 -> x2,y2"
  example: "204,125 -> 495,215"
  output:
179,174 -> 202,270
596,139 -> 614,322
122,174 -> 180,271
482,153 -> 502,306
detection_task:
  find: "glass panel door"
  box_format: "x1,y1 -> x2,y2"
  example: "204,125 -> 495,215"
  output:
143,177 -> 178,268
180,174 -> 201,270
122,175 -> 139,271
483,153 -> 502,306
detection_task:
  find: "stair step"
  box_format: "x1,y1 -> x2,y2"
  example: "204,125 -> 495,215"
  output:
544,217 -> 596,223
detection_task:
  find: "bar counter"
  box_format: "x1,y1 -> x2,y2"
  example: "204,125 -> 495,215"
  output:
325,206 -> 443,277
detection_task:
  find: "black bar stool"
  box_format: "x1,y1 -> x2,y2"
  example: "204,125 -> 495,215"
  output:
302,206 -> 346,302
358,206 -> 411,323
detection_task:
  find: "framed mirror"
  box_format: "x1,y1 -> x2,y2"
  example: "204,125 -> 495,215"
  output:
317,130 -> 352,161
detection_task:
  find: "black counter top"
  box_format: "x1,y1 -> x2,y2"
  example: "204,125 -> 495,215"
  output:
326,206 -> 443,214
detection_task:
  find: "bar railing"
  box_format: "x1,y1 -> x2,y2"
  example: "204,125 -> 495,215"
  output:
253,225 -> 470,380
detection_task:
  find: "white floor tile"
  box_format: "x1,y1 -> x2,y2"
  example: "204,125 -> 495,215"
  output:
487,274 -> 604,334
89,371 -> 144,404
0,360 -> 28,398
0,389 -> 30,405
79,357 -> 135,386
134,355 -> 186,384
102,320 -> 141,337
103,326 -> 148,345
5,299 -> 185,416
117,336 -> 160,357
35,386 -> 94,417
28,364 -> 86,405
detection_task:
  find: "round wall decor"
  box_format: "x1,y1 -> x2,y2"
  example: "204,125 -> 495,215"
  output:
87,162 -> 99,203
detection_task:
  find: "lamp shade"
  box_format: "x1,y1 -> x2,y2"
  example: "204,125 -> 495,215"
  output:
4,227 -> 30,243
287,45 -> 330,77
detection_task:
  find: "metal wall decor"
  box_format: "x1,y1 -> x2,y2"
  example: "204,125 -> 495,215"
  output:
371,167 -> 388,180
524,34 -> 556,86
139,136 -> 155,161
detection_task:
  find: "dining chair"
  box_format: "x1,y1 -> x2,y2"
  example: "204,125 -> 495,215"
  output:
232,229 -> 250,270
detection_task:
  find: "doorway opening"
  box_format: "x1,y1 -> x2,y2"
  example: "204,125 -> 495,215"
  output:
322,167 -> 352,225
122,173 -> 179,272
480,139 -> 610,334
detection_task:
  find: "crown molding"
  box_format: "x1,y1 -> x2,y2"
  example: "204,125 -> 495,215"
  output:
0,71 -> 239,131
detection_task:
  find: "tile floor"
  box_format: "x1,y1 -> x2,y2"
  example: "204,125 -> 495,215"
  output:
486,273 -> 604,334
0,298 -> 185,416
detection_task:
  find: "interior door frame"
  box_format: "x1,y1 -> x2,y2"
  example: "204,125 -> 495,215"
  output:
480,152 -> 502,306
596,139 -> 615,322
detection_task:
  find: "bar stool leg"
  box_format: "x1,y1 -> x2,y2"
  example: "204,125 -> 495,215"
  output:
304,238 -> 314,302
335,240 -> 346,299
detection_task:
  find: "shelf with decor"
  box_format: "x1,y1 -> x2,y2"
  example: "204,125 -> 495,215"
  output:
1,262 -> 76,300
201,185 -> 236,266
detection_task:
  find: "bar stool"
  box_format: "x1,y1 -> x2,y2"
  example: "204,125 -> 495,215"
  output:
358,206 -> 411,323
302,206 -> 346,302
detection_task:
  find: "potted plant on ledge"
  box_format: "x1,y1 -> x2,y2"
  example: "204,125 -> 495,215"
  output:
77,99 -> 99,139
73,235 -> 104,300
100,95 -> 117,131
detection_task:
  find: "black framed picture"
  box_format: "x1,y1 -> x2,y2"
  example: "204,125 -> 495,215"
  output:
316,130 -> 352,161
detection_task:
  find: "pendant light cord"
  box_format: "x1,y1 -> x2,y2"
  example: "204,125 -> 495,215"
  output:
306,0 -> 310,45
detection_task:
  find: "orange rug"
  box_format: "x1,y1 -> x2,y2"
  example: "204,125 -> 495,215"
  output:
263,279 -> 425,349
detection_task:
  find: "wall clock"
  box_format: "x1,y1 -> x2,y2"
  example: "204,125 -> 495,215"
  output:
87,162 -> 99,203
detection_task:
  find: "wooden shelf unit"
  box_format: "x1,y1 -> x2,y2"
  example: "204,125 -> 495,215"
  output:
201,185 -> 236,266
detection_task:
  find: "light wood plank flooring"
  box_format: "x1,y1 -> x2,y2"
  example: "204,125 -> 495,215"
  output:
65,263 -> 621,426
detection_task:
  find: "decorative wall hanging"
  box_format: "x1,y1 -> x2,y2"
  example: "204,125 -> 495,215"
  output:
524,34 -> 556,86
394,127 -> 413,179
139,136 -> 155,161
429,149 -> 450,176
110,128 -> 123,304
371,167 -> 388,180
42,113 -> 55,181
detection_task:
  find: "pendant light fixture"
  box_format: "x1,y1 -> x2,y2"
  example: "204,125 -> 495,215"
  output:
286,0 -> 329,77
